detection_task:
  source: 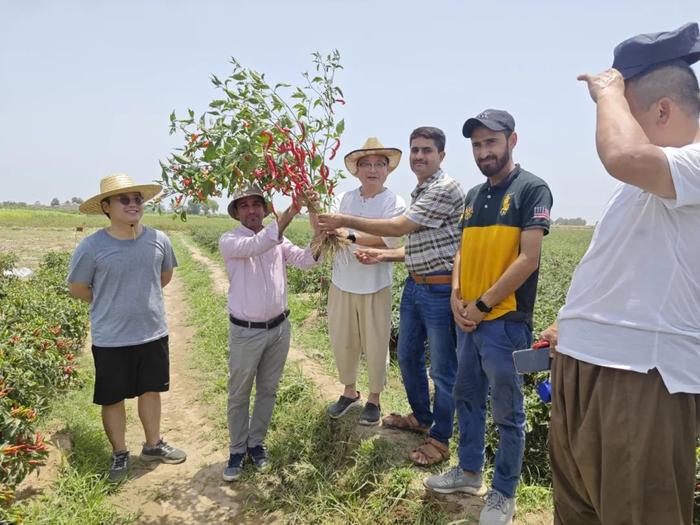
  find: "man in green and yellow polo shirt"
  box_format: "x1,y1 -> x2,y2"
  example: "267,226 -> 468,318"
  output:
424,109 -> 553,525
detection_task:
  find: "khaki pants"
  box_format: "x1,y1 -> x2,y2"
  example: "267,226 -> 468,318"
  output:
327,284 -> 391,394
549,352 -> 700,525
227,320 -> 290,455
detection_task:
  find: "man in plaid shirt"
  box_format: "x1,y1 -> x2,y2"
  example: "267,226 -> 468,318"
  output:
319,126 -> 465,466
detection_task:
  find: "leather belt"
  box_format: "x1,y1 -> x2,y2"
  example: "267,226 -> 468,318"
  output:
410,273 -> 452,285
229,310 -> 290,330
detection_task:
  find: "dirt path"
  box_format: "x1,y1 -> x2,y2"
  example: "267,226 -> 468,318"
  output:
109,264 -> 279,524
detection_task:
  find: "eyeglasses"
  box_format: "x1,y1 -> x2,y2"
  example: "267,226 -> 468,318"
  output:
112,194 -> 144,206
357,161 -> 388,170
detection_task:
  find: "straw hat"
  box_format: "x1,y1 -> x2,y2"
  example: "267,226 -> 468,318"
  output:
227,182 -> 271,220
79,174 -> 162,215
344,137 -> 402,176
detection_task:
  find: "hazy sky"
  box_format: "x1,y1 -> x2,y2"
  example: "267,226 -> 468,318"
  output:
1,1 -> 698,222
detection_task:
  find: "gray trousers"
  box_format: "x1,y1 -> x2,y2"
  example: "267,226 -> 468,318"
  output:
227,319 -> 291,455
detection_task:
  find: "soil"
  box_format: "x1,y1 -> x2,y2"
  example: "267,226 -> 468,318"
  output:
16,233 -> 553,524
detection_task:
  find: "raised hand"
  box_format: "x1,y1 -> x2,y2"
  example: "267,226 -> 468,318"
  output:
577,68 -> 625,103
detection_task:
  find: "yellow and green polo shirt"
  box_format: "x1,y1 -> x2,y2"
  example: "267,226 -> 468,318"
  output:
459,165 -> 553,327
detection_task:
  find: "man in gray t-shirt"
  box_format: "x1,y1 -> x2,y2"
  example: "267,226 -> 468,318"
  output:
68,174 -> 186,482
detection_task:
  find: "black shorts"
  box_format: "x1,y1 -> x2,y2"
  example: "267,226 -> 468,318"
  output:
91,335 -> 170,406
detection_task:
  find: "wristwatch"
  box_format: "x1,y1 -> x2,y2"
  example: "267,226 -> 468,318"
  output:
475,298 -> 492,313
346,231 -> 357,243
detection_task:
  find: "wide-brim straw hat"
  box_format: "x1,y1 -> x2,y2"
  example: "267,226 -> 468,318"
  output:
227,182 -> 271,220
344,137 -> 402,176
79,174 -> 162,215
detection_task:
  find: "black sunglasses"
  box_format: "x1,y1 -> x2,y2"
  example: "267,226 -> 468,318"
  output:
112,194 -> 144,206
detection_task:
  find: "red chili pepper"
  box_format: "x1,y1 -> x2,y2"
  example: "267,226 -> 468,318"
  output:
329,139 -> 341,160
260,131 -> 274,149
265,154 -> 277,177
183,178 -> 192,187
275,123 -> 291,135
283,160 -> 295,179
328,139 -> 340,160
298,121 -> 306,141
189,133 -> 199,143
335,99 -> 346,105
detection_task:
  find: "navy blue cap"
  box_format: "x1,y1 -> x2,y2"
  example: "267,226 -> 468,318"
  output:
613,22 -> 700,80
462,109 -> 515,138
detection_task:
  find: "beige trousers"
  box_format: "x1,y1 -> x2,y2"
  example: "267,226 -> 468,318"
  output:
327,284 -> 392,394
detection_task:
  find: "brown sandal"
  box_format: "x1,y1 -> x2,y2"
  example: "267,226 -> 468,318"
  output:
410,437 -> 450,466
381,412 -> 430,434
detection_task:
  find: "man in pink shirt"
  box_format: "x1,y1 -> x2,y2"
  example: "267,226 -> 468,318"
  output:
219,183 -> 320,482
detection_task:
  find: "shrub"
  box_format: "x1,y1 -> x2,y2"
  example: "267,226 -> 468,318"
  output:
0,251 -> 88,508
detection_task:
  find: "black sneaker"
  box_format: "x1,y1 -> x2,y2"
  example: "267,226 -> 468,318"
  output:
327,393 -> 361,419
359,402 -> 381,426
247,445 -> 269,470
108,450 -> 129,483
222,452 -> 245,481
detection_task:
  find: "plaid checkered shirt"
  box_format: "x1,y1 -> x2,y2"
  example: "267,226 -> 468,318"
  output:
404,169 -> 465,274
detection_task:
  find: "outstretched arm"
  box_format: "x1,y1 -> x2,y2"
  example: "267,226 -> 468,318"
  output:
318,213 -> 421,238
354,246 -> 405,264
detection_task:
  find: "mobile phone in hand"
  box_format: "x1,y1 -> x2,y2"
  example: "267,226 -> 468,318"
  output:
513,340 -> 551,374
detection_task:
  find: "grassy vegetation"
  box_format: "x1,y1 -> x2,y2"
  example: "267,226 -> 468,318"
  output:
7,360 -> 135,524
0,206 -> 231,231
169,236 -> 229,436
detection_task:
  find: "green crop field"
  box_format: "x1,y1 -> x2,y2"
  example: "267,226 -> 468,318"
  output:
5,207 -> 698,524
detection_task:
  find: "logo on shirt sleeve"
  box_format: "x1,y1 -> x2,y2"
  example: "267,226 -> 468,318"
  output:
463,205 -> 474,221
533,206 -> 550,221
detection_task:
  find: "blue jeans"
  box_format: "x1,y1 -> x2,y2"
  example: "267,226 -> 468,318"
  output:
454,319 -> 531,498
396,275 -> 457,444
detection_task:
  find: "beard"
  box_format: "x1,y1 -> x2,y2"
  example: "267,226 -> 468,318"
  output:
477,150 -> 510,177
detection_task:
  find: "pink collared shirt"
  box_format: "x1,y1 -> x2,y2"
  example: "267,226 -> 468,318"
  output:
219,221 -> 317,322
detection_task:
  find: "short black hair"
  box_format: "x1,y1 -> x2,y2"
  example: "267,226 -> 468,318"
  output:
410,127 -> 446,152
628,60 -> 700,118
100,197 -> 111,219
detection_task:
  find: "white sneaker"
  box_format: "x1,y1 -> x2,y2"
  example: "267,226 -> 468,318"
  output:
479,489 -> 516,525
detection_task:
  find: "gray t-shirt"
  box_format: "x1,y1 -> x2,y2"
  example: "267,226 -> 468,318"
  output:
68,226 -> 177,347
